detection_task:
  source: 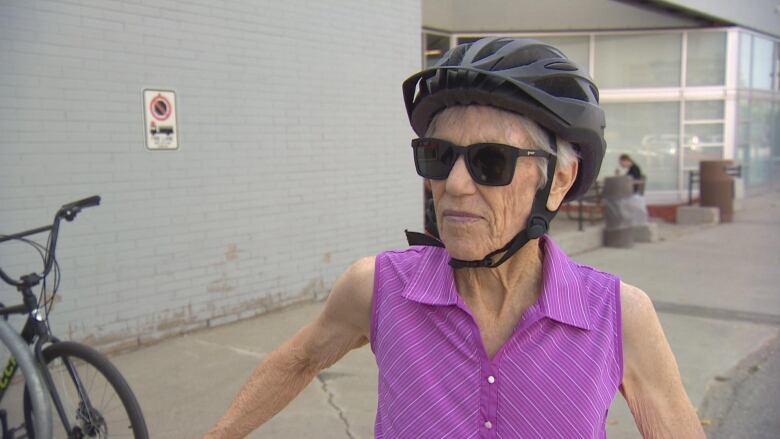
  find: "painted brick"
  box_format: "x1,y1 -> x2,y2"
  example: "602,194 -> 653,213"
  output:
0,0 -> 422,351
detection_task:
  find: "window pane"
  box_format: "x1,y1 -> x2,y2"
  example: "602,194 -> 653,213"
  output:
602,102 -> 680,191
456,37 -> 481,45
594,33 -> 682,88
683,145 -> 723,170
736,96 -> 775,187
747,99 -> 774,185
684,123 -> 724,168
425,33 -> 450,68
737,97 -> 751,146
686,123 -> 724,144
686,32 -> 726,86
684,147 -> 723,169
739,33 -> 752,88
776,43 -> 780,91
774,101 -> 780,161
686,100 -> 724,120
752,36 -> 774,90
535,36 -> 590,74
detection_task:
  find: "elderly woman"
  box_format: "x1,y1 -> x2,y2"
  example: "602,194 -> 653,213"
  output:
205,38 -> 704,438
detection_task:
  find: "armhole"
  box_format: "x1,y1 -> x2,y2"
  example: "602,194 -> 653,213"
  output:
614,276 -> 624,387
369,253 -> 383,353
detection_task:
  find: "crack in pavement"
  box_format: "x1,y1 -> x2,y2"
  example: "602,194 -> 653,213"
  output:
317,374 -> 357,439
653,301 -> 780,326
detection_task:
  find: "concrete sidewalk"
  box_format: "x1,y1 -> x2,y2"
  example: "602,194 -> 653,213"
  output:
25,192 -> 780,438
575,190 -> 780,437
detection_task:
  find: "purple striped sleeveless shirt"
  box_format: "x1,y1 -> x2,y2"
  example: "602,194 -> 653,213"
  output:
370,235 -> 623,438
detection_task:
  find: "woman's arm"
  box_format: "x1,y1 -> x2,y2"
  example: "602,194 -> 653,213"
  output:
203,256 -> 375,438
620,282 -> 705,438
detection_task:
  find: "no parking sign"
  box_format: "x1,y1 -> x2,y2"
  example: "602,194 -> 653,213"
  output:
143,89 -> 179,150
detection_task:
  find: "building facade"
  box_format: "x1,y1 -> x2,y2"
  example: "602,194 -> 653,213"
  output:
0,0 -> 422,350
422,0 -> 780,201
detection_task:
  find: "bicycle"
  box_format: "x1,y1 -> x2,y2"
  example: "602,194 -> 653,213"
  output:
0,196 -> 149,438
0,317 -> 51,438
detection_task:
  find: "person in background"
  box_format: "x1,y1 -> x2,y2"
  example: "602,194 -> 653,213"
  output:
619,153 -> 644,194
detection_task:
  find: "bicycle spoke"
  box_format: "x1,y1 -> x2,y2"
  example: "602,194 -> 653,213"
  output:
54,358 -> 77,432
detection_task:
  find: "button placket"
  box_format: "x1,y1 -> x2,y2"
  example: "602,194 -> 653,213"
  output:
481,366 -> 498,437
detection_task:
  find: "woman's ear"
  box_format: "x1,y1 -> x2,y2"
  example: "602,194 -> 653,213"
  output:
546,159 -> 578,211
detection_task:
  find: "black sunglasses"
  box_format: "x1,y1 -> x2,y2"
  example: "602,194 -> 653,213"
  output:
411,137 -> 551,186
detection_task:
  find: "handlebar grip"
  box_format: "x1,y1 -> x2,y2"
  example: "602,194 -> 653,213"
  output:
61,195 -> 101,210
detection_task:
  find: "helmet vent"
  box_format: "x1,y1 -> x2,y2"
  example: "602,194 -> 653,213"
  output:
441,45 -> 468,67
534,77 -> 588,101
544,61 -> 578,72
473,39 -> 511,63
492,45 -> 549,70
589,84 -> 600,102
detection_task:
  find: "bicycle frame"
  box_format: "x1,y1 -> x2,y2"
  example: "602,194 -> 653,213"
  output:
0,317 -> 51,439
0,195 -> 101,436
0,276 -> 98,436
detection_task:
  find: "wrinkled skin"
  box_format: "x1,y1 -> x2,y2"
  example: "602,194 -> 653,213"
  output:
428,106 -> 574,261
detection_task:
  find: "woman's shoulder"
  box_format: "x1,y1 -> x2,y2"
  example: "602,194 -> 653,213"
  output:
377,245 -> 444,279
572,260 -> 620,289
569,261 -> 623,319
377,247 -> 424,273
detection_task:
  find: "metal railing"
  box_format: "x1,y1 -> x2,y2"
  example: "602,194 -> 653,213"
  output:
567,180 -> 603,231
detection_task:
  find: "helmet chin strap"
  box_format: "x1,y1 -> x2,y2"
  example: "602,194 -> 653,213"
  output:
406,130 -> 560,269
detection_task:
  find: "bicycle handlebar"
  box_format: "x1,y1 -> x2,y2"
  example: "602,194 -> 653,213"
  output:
61,195 -> 101,212
59,195 -> 101,222
0,195 -> 101,288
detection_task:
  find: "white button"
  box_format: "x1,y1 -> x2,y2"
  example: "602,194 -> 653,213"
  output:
484,420 -> 493,429
487,375 -> 495,384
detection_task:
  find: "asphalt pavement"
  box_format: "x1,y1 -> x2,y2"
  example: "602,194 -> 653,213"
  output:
698,332 -> 780,439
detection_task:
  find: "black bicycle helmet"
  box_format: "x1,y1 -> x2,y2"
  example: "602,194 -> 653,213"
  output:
402,37 -> 607,269
403,37 -> 606,201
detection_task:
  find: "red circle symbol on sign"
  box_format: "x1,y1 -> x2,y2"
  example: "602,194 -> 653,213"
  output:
149,95 -> 172,121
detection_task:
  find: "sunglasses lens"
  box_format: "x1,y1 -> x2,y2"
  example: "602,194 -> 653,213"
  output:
469,145 -> 514,186
414,139 -> 453,179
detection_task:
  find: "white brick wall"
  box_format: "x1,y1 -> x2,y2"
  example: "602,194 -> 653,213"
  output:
0,0 -> 423,350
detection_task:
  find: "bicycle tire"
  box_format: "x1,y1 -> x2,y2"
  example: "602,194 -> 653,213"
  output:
23,341 -> 148,439
0,319 -> 52,438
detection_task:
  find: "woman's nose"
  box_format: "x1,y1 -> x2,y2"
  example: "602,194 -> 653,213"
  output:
445,156 -> 476,194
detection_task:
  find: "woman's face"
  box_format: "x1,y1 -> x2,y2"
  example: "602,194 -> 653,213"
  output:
428,106 -> 542,261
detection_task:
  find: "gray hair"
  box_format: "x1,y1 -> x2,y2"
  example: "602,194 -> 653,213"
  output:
425,106 -> 579,189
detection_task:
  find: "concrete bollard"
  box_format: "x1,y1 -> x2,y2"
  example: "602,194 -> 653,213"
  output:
632,223 -> 659,243
602,176 -> 635,248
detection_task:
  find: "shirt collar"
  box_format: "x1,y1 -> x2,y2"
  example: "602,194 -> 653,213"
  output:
537,235 -> 591,330
401,235 -> 592,330
401,246 -> 461,306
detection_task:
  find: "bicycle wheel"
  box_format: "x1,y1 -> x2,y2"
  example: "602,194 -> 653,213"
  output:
23,341 -> 148,438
